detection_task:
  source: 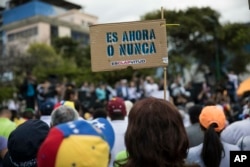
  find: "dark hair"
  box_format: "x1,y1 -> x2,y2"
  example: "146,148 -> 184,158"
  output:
93,108 -> 107,119
188,105 -> 202,124
204,100 -> 216,106
22,108 -> 35,119
109,112 -> 125,120
122,97 -> 189,167
201,123 -> 225,167
0,106 -> 9,115
63,88 -> 76,101
73,100 -> 82,113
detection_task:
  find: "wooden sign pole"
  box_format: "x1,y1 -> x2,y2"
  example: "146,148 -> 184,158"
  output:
161,7 -> 168,100
160,7 -> 180,100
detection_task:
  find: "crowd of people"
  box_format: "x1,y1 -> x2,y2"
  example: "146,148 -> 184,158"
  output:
1,70 -> 250,167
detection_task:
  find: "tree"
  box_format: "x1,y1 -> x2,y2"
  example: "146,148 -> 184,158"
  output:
141,7 -> 250,81
0,55 -> 17,103
221,23 -> 250,73
52,37 -> 154,85
27,43 -> 60,68
27,43 -> 79,82
52,37 -> 79,60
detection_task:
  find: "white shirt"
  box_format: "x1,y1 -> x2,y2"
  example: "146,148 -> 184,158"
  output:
121,86 -> 128,98
144,83 -> 159,97
40,116 -> 51,127
109,120 -> 128,167
128,87 -> 138,100
187,141 -> 240,167
221,119 -> 250,145
228,73 -> 238,89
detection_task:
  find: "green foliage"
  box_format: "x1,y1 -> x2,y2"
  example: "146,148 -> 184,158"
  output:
0,86 -> 15,103
222,23 -> 250,49
51,38 -> 154,85
26,43 -> 63,81
27,43 -> 60,69
25,43 -> 83,83
52,37 -> 79,59
220,23 -> 250,73
141,7 -> 250,79
26,7 -> 250,87
3,7 -> 248,97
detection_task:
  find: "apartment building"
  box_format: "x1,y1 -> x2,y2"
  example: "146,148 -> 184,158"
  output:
0,0 -> 98,56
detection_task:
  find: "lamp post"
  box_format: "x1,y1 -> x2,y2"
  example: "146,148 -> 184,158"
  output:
203,15 -> 221,81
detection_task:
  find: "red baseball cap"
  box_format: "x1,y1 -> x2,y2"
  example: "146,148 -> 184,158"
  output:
107,97 -> 126,116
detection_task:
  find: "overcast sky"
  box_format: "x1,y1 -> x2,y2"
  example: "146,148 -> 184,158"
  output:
69,0 -> 250,24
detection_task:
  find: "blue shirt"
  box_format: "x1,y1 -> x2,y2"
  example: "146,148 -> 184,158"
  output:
0,136 -> 7,167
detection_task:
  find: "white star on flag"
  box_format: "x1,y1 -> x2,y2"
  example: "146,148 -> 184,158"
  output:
92,120 -> 105,129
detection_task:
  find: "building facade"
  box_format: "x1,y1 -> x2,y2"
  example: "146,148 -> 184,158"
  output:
0,0 -> 98,57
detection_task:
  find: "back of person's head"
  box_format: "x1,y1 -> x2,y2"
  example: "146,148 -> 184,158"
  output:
204,100 -> 216,106
63,87 -> 76,101
0,106 -> 11,118
73,100 -> 82,114
22,108 -> 35,119
107,97 -> 126,120
51,105 -> 79,127
188,105 -> 203,124
37,118 -> 115,167
199,105 -> 226,167
3,120 -> 49,167
10,109 -> 18,121
40,101 -> 54,116
124,100 -> 133,116
93,108 -> 107,119
124,97 -> 188,167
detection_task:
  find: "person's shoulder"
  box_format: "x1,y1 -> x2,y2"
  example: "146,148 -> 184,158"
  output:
187,144 -> 203,160
233,119 -> 250,125
188,144 -> 203,154
224,119 -> 250,131
222,141 -> 240,150
6,119 -> 17,127
221,120 -> 250,144
186,144 -> 203,166
186,123 -> 200,132
14,118 -> 26,126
